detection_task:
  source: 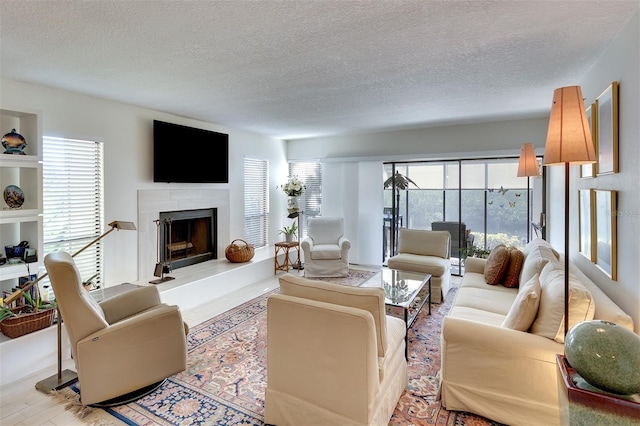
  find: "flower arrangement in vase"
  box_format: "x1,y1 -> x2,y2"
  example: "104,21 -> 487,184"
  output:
280,176 -> 306,218
280,175 -> 306,197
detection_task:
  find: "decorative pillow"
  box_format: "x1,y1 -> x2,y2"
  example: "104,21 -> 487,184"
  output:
484,244 -> 509,285
520,245 -> 559,286
501,273 -> 541,331
503,247 -> 524,288
530,262 -> 596,344
523,238 -> 560,259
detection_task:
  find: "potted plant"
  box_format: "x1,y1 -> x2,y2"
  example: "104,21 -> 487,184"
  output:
278,221 -> 298,243
83,272 -> 100,292
0,285 -> 57,338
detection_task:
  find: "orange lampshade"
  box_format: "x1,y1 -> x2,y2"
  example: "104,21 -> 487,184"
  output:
517,143 -> 540,177
543,86 -> 596,166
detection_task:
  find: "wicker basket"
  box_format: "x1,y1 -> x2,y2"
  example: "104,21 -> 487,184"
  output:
0,306 -> 56,338
225,239 -> 255,263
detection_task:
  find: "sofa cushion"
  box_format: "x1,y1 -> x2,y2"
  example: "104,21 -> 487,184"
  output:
484,245 -> 509,285
523,238 -> 560,259
503,247 -> 524,288
453,286 -> 517,316
387,253 -> 449,276
278,273 -> 388,357
501,273 -> 541,331
520,244 -> 559,285
397,228 -> 450,259
530,262 -> 596,344
309,244 -> 341,260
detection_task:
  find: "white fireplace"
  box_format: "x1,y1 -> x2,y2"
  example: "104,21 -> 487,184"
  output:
137,189 -> 230,280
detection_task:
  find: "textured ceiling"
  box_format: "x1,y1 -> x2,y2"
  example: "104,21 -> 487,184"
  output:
1,1 -> 638,140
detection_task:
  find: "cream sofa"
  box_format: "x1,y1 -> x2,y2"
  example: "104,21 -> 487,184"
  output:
264,273 -> 407,425
438,238 -> 634,426
387,228 -> 451,303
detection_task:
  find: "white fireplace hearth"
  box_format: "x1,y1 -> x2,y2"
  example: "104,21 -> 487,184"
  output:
137,189 -> 230,280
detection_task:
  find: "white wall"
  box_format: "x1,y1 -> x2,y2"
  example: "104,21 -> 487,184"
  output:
0,78 -> 288,285
565,10 -> 638,331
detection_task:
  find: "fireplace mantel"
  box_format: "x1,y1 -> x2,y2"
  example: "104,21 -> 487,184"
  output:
137,189 -> 230,280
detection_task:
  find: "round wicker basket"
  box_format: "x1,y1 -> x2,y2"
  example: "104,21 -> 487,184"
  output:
225,239 -> 255,263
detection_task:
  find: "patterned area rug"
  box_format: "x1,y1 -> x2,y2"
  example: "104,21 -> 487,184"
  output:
58,271 -> 503,425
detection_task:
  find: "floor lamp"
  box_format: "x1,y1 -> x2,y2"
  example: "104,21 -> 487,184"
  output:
517,143 -> 540,242
2,220 -> 137,393
542,86 -> 596,336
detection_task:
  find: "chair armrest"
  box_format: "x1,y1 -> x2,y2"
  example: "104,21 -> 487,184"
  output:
440,316 -> 561,409
338,236 -> 351,250
338,237 -> 351,258
99,285 -> 162,324
267,294 -> 379,420
463,257 -> 487,274
300,236 -> 314,252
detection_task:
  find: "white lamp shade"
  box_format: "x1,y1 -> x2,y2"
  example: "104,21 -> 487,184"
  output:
543,86 -> 597,166
517,143 -> 540,177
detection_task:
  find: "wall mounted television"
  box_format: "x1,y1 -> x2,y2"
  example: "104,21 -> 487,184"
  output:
153,120 -> 229,183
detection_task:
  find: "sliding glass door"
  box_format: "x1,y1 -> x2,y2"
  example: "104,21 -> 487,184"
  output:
384,157 -> 543,274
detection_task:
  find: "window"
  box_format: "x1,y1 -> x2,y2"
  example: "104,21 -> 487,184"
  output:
288,161 -> 322,238
244,158 -> 269,248
43,137 -> 104,287
384,157 -> 543,273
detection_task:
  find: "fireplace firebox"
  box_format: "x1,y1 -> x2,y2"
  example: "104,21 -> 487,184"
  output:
158,208 -> 217,270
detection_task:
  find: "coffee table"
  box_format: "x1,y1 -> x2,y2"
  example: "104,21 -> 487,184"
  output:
360,268 -> 431,359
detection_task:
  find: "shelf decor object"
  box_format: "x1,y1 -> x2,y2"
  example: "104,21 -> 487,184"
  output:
2,220 -> 137,393
542,85 -> 596,337
557,353 -> 640,425
3,184 -> 25,209
1,128 -> 27,154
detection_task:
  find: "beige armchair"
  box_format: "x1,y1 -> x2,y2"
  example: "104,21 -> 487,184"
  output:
387,228 -> 451,302
301,217 -> 351,277
44,251 -> 187,406
265,273 -> 407,425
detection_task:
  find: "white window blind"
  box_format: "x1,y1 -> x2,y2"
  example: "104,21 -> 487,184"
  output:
43,137 -> 104,288
244,158 -> 269,248
288,162 -> 322,238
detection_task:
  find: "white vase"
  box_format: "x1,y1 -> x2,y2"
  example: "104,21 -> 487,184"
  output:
287,196 -> 300,218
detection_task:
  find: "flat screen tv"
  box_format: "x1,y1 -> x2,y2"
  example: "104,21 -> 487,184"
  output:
153,120 -> 229,183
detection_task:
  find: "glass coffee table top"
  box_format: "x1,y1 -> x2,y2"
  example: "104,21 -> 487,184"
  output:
360,268 -> 431,308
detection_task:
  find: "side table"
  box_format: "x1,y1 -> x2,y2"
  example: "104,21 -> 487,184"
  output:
274,241 -> 300,274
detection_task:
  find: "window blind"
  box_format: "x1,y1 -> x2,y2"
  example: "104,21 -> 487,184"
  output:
288,162 -> 322,238
43,137 -> 104,289
244,158 -> 269,248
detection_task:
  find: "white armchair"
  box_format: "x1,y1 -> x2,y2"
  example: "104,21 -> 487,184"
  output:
301,217 -> 351,277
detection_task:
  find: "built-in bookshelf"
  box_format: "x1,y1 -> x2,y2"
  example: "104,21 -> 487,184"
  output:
0,107 -> 44,304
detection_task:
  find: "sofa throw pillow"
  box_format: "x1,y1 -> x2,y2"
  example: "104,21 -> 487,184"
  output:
501,273 -> 541,331
484,244 -> 509,285
530,262 -> 596,344
503,247 -> 524,288
519,244 -> 559,286
523,238 -> 560,259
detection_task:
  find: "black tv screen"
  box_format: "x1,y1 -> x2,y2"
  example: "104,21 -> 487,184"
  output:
153,120 -> 229,183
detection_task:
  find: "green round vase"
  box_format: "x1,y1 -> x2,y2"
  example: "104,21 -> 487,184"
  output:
565,320 -> 640,395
